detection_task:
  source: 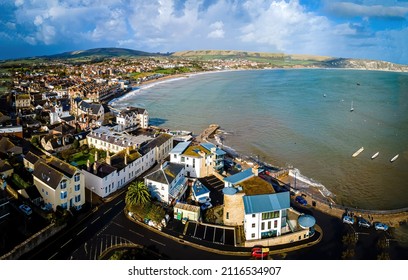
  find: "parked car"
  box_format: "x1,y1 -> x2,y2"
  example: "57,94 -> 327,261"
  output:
19,204 -> 32,216
200,201 -> 213,211
251,247 -> 269,259
374,222 -> 389,231
342,215 -> 354,225
358,217 -> 371,228
295,196 -> 307,206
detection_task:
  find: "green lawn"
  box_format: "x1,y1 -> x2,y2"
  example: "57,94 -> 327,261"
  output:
70,151 -> 94,166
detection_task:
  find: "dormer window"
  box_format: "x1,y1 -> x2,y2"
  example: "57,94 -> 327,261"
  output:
60,181 -> 67,189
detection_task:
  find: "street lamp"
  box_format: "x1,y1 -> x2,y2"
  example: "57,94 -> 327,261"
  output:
90,187 -> 95,209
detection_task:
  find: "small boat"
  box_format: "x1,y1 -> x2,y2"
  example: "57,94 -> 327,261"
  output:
390,154 -> 399,162
350,101 -> 354,112
323,94 -> 327,97
352,147 -> 364,157
371,152 -> 379,159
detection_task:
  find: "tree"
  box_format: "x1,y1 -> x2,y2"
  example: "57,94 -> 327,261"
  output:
125,181 -> 151,207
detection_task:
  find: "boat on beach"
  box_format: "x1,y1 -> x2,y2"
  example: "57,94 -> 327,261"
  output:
371,152 -> 379,159
390,154 -> 399,162
352,147 -> 364,157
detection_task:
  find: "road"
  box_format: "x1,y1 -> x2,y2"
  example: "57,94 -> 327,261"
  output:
20,191 -> 244,260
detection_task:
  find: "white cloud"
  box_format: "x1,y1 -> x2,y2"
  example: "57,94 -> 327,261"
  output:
326,1 -> 408,18
3,0 -> 408,63
14,0 -> 24,7
208,21 -> 225,38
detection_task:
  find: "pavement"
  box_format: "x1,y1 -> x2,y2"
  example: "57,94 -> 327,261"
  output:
125,208 -> 323,258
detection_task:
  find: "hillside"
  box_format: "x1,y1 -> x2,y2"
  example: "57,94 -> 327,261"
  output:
45,47 -> 166,59
172,50 -> 408,71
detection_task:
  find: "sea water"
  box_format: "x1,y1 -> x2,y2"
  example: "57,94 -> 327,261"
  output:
111,69 -> 408,211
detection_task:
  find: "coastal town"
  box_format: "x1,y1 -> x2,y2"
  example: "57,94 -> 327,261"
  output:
0,52 -> 407,261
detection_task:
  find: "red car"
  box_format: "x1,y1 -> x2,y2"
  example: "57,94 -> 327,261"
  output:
251,247 -> 269,259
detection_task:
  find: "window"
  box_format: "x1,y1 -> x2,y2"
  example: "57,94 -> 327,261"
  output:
226,212 -> 229,219
252,214 -> 256,218
261,222 -> 265,231
75,195 -> 81,203
274,220 -> 278,228
262,211 -> 280,220
74,174 -> 80,182
60,191 -> 67,199
268,221 -> 271,229
252,223 -> 255,228
60,181 -> 67,189
61,202 -> 67,209
75,184 -> 80,191
251,233 -> 255,238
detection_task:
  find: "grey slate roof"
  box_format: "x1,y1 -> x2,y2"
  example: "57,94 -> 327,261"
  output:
33,160 -> 63,189
24,151 -> 41,165
140,133 -> 172,154
144,162 -> 184,185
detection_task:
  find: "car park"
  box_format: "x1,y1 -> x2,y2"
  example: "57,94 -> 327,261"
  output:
295,196 -> 307,205
251,247 -> 269,259
358,217 -> 371,228
374,222 -> 389,231
342,215 -> 354,225
19,204 -> 32,216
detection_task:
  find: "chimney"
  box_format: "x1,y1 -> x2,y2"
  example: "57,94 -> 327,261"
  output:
106,152 -> 111,165
252,164 -> 259,177
93,162 -> 97,174
87,159 -> 91,171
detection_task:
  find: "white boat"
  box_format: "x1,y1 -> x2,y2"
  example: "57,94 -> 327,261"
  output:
350,101 -> 354,112
371,152 -> 379,159
390,154 -> 399,162
352,147 -> 364,157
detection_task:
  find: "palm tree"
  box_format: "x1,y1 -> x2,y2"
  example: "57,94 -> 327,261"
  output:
125,181 -> 151,207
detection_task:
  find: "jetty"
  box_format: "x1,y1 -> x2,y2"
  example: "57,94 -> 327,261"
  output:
352,147 -> 364,157
195,124 -> 220,143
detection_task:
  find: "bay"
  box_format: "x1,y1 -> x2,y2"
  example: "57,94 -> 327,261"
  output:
111,69 -> 408,211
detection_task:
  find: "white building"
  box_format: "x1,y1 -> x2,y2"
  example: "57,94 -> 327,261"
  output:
86,126 -> 152,154
243,192 -> 290,240
116,106 -> 149,130
170,141 -> 226,178
139,133 -> 173,164
82,147 -> 155,198
49,103 -> 71,125
144,161 -> 187,205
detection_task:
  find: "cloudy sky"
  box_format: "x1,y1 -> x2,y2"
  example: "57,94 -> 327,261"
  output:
1,0 -> 408,64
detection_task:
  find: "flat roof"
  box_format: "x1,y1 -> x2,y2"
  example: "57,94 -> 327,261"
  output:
170,141 -> 191,155
240,176 -> 275,195
224,168 -> 253,185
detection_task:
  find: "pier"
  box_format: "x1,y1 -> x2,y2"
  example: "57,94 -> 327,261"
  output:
194,124 -> 408,228
194,123 -> 220,143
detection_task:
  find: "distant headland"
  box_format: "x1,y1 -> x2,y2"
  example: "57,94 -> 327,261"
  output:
2,47 -> 408,72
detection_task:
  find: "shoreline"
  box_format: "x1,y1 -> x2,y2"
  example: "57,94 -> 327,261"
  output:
109,68 -> 407,214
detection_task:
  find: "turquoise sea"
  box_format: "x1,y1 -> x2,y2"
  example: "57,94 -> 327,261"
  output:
111,69 -> 408,212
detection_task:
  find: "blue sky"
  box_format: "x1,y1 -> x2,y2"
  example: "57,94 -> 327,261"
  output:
1,0 -> 408,64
